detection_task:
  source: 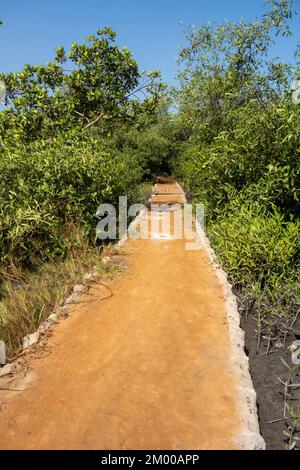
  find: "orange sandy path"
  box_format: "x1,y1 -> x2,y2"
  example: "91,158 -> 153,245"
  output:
0,183 -> 241,450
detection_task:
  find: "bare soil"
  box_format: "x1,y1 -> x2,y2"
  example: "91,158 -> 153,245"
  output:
241,310 -> 300,450
0,184 -> 252,450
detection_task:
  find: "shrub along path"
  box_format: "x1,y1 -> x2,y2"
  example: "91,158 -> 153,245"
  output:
0,183 -> 261,450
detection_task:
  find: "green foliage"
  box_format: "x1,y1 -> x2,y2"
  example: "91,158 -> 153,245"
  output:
208,203 -> 300,290
176,0 -> 296,143
174,101 -> 300,218
0,27 -> 171,280
174,0 -> 300,355
120,120 -> 180,177
0,138 -> 142,272
107,106 -> 184,177
0,28 -> 164,152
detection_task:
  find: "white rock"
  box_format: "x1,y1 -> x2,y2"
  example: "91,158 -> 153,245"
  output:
83,273 -> 95,284
66,293 -> 80,305
82,273 -> 95,286
73,284 -> 86,294
22,332 -> 39,351
0,363 -> 16,377
38,321 -> 52,333
58,306 -> 69,317
0,340 -> 6,365
48,313 -> 58,323
38,323 -> 46,333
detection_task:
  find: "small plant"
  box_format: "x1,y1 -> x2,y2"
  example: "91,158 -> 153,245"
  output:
278,359 -> 300,450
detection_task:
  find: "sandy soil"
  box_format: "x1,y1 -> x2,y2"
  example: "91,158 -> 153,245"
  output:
0,183 -> 243,450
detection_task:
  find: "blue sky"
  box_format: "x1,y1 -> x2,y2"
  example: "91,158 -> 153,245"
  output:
0,0 -> 299,85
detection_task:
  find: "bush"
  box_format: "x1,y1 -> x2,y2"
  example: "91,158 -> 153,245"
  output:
208,203 -> 300,291
0,137 -> 143,273
174,102 -> 300,220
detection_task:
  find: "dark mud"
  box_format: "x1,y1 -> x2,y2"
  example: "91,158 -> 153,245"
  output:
240,312 -> 300,450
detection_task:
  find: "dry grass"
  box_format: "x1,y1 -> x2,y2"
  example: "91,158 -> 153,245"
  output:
0,225 -> 123,360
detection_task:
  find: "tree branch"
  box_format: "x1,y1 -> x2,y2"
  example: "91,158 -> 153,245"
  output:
74,110 -> 90,123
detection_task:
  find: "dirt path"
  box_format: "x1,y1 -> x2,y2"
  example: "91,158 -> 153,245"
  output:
0,183 -> 262,450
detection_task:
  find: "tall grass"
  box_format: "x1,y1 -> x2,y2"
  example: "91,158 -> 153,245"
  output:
0,222 -> 124,360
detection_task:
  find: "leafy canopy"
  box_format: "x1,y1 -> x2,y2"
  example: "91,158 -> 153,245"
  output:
0,27 -> 164,151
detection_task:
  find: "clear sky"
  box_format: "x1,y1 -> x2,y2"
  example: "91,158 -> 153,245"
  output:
0,0 -> 299,85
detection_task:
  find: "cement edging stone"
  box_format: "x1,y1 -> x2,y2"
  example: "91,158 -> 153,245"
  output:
193,205 -> 266,450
